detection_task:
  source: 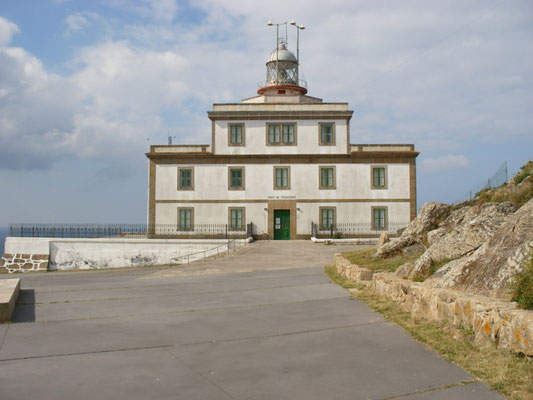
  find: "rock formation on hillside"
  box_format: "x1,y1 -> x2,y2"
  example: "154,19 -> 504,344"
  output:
397,202 -> 516,281
378,162 -> 533,301
426,198 -> 533,299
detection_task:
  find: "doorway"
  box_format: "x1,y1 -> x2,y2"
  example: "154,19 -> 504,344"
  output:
273,210 -> 290,240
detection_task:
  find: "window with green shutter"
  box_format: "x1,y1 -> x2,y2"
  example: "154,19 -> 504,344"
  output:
178,168 -> 193,190
229,208 -> 244,230
320,208 -> 335,230
178,208 -> 193,230
229,124 -> 244,145
282,124 -> 294,143
319,123 -> 335,145
319,167 -> 335,189
372,166 -> 386,188
274,167 -> 290,189
372,208 -> 387,229
267,124 -> 296,145
228,167 -> 244,190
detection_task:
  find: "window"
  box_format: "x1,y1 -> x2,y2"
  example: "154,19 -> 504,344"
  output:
319,123 -> 335,145
228,124 -> 244,146
372,207 -> 387,230
267,123 -> 296,145
371,166 -> 387,189
274,166 -> 290,189
229,207 -> 245,231
320,207 -> 336,230
178,167 -> 194,190
228,167 -> 245,190
178,208 -> 193,230
319,166 -> 336,189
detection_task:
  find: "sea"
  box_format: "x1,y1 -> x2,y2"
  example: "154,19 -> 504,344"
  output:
0,227 -> 8,255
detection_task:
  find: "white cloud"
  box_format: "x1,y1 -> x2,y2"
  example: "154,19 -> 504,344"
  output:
0,24 -> 195,170
421,154 -> 470,173
63,11 -> 107,38
0,16 -> 20,46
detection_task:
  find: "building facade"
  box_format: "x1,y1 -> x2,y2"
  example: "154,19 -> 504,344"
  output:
146,36 -> 418,240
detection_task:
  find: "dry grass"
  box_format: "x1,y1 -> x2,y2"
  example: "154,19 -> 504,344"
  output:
477,161 -> 533,209
511,254 -> 533,310
341,247 -> 423,273
324,266 -> 533,400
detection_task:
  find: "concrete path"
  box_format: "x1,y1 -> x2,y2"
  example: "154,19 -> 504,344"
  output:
0,241 -> 502,399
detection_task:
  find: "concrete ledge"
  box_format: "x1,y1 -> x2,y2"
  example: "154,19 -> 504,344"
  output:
312,237 -> 378,245
0,279 -> 21,322
334,254 -> 533,356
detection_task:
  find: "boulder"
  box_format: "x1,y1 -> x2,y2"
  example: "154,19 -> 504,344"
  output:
376,235 -> 419,259
376,202 -> 451,258
402,202 -> 452,236
427,198 -> 533,300
377,232 -> 390,247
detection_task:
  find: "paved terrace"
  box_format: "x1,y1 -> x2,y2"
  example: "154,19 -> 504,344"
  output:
0,241 -> 502,399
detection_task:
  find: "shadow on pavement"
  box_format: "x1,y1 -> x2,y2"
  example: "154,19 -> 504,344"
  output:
11,289 -> 35,323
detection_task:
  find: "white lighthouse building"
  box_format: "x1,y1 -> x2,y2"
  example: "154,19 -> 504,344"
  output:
146,24 -> 418,240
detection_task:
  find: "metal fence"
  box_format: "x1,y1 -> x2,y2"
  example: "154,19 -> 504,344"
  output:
170,237 -> 250,266
454,161 -> 508,204
8,223 -> 254,240
311,221 -> 410,239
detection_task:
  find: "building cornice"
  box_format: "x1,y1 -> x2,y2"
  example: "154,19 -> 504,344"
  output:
207,110 -> 354,121
145,151 -> 419,163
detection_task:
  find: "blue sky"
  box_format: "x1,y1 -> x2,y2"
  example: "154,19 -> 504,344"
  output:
0,0 -> 532,226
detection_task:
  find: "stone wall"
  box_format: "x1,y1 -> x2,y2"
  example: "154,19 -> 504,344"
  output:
0,253 -> 49,273
334,254 -> 533,356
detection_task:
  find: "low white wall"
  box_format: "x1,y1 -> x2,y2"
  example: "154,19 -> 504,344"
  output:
5,237 -> 52,255
4,237 -> 249,271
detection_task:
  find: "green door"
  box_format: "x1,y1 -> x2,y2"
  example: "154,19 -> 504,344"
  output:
274,210 -> 290,240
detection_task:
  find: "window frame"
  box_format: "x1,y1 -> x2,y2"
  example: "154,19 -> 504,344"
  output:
318,122 -> 336,146
273,166 -> 291,190
177,167 -> 194,191
228,207 -> 246,231
371,165 -> 388,190
266,123 -> 297,146
228,166 -> 245,190
319,166 -> 336,190
319,207 -> 336,230
177,207 -> 194,231
371,206 -> 388,230
228,123 -> 245,147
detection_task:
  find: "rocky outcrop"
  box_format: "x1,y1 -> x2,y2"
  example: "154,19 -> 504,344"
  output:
404,202 -> 516,280
427,198 -> 533,300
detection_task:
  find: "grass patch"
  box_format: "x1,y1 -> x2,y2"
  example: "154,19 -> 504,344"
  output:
324,267 -> 533,400
413,257 -> 455,282
342,248 -> 423,273
514,161 -> 533,185
511,254 -> 533,310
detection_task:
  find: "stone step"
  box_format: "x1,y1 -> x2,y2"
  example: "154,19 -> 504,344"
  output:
0,279 -> 21,322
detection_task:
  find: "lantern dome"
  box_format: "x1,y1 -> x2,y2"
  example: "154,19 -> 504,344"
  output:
267,43 -> 297,63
